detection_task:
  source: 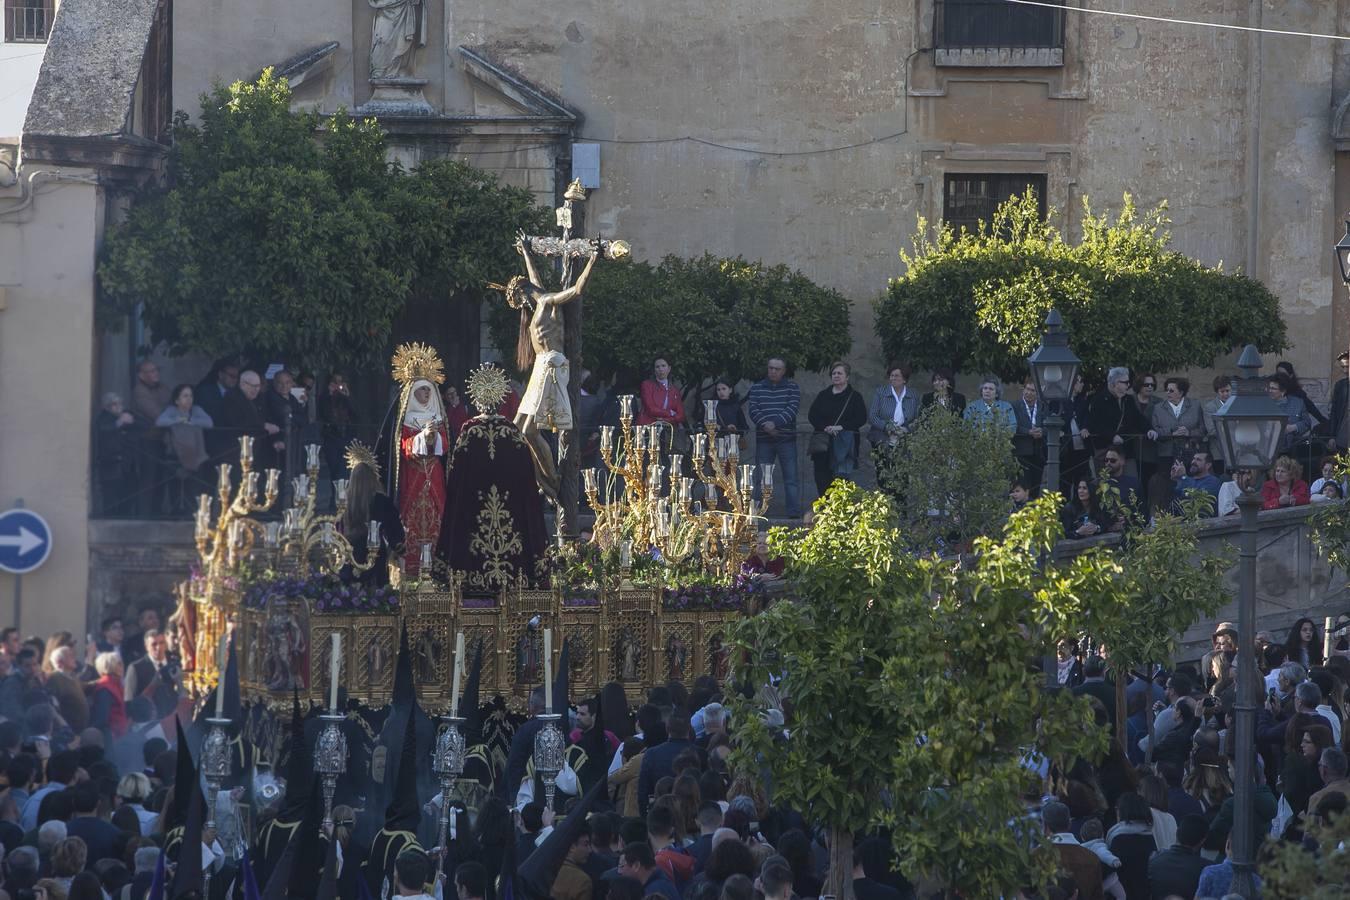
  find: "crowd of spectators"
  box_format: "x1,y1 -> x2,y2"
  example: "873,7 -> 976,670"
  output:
97,351 -> 1350,533
459,678 -> 914,900
0,606 -> 1344,898
0,611 -> 184,900
94,357 -> 533,519
1038,613 -> 1350,899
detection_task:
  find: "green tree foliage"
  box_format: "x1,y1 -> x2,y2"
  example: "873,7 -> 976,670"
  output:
98,70 -> 549,371
872,406 -> 1020,553
1260,810 -> 1350,899
1077,493 -> 1229,737
876,192 -> 1287,379
728,486 -> 1109,897
729,482 -> 1231,897
486,253 -> 852,391
1312,456 -> 1350,575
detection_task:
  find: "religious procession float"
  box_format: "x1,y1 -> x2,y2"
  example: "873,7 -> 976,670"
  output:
173,182 -> 779,717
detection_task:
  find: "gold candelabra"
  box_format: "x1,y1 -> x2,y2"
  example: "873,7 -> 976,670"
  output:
271,443 -> 377,577
187,435 -> 280,695
186,438 -> 377,696
583,396 -> 774,579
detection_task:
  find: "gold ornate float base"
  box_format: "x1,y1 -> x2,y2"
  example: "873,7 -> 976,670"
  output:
228,582 -> 740,711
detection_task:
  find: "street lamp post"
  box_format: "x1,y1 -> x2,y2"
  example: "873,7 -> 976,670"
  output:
1212,344 -> 1286,899
1027,309 -> 1081,689
1027,309 -> 1081,499
1334,219 -> 1350,448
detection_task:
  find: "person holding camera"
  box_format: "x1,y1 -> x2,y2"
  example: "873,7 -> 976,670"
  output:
1138,672 -> 1194,759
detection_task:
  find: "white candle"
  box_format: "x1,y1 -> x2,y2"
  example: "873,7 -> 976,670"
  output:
329,633 -> 341,711
265,468 -> 281,496
214,633 -> 228,718
693,433 -> 707,460
239,435 -> 253,466
543,628 -> 553,701
451,632 -> 465,715
705,399 -> 717,423
600,426 -> 614,455
306,444 -> 321,469
218,464 -> 232,494
1326,617 -> 1335,660
620,539 -> 632,568
761,463 -> 774,489
334,479 -> 348,503
367,519 -> 381,548
620,395 -> 634,419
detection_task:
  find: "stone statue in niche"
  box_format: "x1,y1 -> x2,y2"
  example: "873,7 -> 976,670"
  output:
368,0 -> 426,81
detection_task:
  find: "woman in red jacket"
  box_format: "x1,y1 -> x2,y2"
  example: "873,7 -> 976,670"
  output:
1262,455 -> 1310,510
88,652 -> 128,739
636,357 -> 687,434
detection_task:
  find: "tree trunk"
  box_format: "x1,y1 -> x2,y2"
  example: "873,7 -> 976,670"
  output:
826,826 -> 854,900
1114,664 -> 1128,744
1145,663 -> 1157,765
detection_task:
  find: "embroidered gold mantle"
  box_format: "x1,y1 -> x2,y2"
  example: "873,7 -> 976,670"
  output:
468,486 -> 524,589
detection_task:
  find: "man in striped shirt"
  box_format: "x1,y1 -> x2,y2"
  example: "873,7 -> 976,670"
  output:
747,358 -> 802,517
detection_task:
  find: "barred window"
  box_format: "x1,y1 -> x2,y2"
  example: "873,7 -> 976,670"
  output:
935,0 -> 1065,50
942,174 -> 1047,234
4,0 -> 55,42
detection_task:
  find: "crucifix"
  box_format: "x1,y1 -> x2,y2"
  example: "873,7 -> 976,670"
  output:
494,179 -> 628,540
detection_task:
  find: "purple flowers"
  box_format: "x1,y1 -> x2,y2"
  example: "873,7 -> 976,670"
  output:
242,571 -> 400,615
661,573 -> 764,611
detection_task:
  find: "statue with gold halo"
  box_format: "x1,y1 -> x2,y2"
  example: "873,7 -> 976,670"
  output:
437,363 -> 548,591
374,343 -> 449,576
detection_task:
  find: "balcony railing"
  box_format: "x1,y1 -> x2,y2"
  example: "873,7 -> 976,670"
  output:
935,0 -> 1065,66
5,3 -> 53,43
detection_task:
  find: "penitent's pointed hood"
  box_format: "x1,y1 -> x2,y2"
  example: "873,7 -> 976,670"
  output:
382,694 -> 421,832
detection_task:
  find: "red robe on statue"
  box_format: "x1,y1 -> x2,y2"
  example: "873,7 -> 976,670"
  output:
399,423 -> 448,574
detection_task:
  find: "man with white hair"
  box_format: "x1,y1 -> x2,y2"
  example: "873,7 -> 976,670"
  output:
1086,366 -> 1136,464
36,819 -> 66,858
46,645 -> 89,732
5,846 -> 39,894
94,391 -> 138,515
691,702 -> 726,743
129,845 -> 161,897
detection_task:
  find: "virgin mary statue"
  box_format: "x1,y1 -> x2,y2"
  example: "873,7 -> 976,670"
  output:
375,343 -> 449,576
368,0 -> 426,80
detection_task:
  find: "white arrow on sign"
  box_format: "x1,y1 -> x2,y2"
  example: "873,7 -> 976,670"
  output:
0,527 -> 43,556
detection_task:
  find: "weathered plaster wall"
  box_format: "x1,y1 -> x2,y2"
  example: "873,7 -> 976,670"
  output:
0,43 -> 45,140
0,175 -> 100,639
170,0 -> 1346,395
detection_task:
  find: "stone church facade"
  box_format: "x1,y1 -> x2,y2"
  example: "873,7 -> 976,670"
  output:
2,0 -> 1350,628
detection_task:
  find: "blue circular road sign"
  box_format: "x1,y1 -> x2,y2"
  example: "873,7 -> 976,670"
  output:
0,509 -> 52,575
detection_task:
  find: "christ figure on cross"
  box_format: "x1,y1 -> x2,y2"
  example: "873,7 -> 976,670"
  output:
501,233 -> 599,504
